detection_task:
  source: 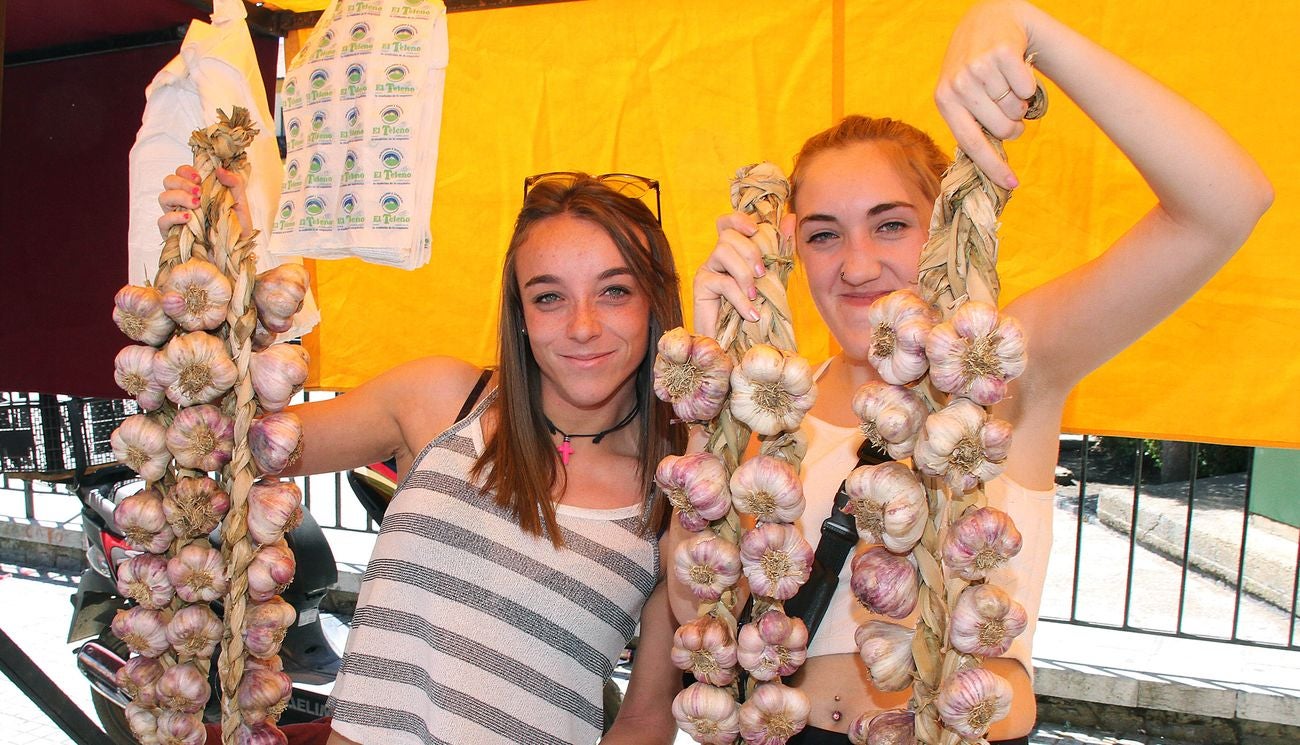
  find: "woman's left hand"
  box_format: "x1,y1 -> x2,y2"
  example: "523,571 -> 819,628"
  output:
934,0 -> 1040,189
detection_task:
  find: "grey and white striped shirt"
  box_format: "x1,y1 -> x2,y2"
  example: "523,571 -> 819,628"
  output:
329,391 -> 659,744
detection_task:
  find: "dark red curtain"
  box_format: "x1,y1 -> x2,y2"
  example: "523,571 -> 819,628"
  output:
0,36 -> 277,398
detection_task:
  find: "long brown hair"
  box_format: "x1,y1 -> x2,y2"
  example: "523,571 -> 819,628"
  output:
472,175 -> 685,544
790,115 -> 948,211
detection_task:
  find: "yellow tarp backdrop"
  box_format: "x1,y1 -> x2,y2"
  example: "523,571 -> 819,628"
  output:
292,0 -> 1300,448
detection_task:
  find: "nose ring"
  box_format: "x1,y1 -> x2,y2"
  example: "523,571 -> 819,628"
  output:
839,270 -> 847,282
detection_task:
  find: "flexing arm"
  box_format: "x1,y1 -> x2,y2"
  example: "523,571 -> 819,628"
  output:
936,0 -> 1272,479
601,583 -> 682,744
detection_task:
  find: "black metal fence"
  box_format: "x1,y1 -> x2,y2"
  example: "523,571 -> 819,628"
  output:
2,393 -> 1297,651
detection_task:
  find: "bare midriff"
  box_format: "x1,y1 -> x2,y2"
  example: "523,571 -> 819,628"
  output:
787,653 -> 911,732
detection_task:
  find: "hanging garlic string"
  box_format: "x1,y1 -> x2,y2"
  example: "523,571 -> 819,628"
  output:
170,107 -> 265,745
908,89 -> 1047,745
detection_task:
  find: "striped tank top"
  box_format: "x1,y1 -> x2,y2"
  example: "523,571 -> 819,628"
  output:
328,391 -> 660,744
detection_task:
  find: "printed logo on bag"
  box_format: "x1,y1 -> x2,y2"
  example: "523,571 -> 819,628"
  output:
372,106 -> 410,140
341,107 -> 365,143
377,65 -> 415,96
374,192 -> 410,228
308,111 -> 334,146
283,159 -> 304,192
338,193 -> 365,229
300,196 -> 333,231
274,200 -> 297,233
383,25 -> 422,56
341,64 -> 368,100
391,0 -> 435,19
281,77 -> 303,110
307,154 -> 334,189
312,29 -> 337,61
342,150 -> 365,186
347,0 -> 383,15
286,118 -> 304,152
342,23 -> 374,56
373,148 -> 412,184
308,69 -> 333,103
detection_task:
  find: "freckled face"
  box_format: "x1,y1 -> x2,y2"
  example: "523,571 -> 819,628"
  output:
794,141 -> 933,362
515,213 -> 651,419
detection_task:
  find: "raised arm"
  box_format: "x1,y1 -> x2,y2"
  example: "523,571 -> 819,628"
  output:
936,0 -> 1272,393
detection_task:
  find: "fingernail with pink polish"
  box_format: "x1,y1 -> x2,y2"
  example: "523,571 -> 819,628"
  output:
747,286 -> 758,301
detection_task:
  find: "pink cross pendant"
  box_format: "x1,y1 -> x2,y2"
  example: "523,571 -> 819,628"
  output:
557,437 -> 574,466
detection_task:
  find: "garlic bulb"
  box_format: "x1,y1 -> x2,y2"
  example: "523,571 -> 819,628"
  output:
853,621 -> 916,692
237,668 -> 293,724
114,345 -> 167,411
254,263 -> 310,334
245,655 -> 285,673
126,702 -> 160,745
250,344 -> 311,413
657,452 -> 731,532
159,257 -> 233,332
925,300 -> 1026,406
247,479 -> 304,546
674,532 -> 743,602
949,583 -> 1028,658
156,661 -> 210,714
867,290 -> 936,385
112,607 -> 171,658
250,412 -> 303,476
740,523 -> 813,601
111,415 -> 172,483
851,381 -> 927,460
155,711 -> 206,745
736,609 -> 808,681
116,655 -> 165,706
248,540 -> 296,602
167,543 -> 229,604
116,487 -> 176,554
849,546 -> 918,619
729,455 -> 804,524
942,506 -> 1023,581
113,284 -> 176,346
116,554 -> 175,609
935,667 -> 1013,740
163,476 -> 231,538
653,326 -> 733,422
244,597 -> 298,659
672,682 -> 741,745
166,604 -> 223,661
237,723 -> 290,745
912,399 -> 1013,493
670,616 -> 738,687
843,462 -> 927,553
154,331 -> 238,407
729,344 -> 817,436
848,710 -> 915,745
166,404 -> 235,473
738,682 -> 811,745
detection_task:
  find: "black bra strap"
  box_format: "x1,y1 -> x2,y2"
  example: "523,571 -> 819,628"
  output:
455,368 -> 494,422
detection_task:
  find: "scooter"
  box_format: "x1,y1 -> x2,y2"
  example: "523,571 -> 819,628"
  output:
65,462 -> 347,743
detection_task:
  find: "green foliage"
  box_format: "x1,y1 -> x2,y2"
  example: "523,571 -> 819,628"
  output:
1090,437 -> 1250,480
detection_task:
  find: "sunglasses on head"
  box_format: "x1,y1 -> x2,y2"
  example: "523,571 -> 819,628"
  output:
522,171 -> 662,225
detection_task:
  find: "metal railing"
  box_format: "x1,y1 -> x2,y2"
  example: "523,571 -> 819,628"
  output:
2,393 -> 1297,650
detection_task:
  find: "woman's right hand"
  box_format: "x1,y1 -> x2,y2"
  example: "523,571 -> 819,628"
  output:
156,165 -> 253,239
691,212 -> 767,336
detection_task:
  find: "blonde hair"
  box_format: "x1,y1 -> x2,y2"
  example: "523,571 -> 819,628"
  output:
790,115 -> 948,210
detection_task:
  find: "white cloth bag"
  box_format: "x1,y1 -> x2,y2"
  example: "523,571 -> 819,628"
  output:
127,0 -> 320,337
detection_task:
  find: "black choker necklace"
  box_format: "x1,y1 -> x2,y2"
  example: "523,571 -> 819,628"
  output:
545,406 -> 638,466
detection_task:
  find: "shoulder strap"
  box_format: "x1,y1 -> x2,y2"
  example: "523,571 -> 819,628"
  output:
781,438 -> 889,639
454,367 -> 494,422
